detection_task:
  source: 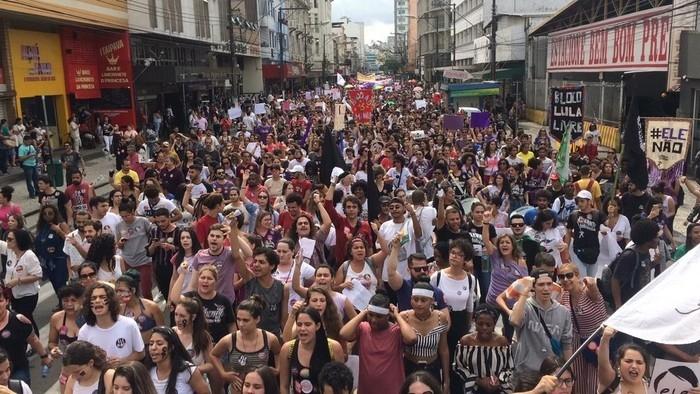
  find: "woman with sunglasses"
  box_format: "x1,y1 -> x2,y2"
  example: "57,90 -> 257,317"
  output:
145,326 -> 210,394
557,264 -> 607,394
526,210 -> 569,267
62,340 -> 114,394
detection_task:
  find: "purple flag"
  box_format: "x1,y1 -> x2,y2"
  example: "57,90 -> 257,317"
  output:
470,112 -> 490,128
443,114 -> 464,130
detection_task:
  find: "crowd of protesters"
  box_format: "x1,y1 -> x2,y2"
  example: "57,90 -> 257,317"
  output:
0,80 -> 696,394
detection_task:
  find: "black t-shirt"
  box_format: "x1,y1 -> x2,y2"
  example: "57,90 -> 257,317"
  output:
434,224 -> 468,244
621,192 -> 651,221
183,291 -> 235,343
0,313 -> 33,370
39,189 -> 70,221
566,209 -> 606,251
612,249 -> 651,305
61,152 -> 81,172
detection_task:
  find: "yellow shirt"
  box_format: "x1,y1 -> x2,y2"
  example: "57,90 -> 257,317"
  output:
517,151 -> 535,168
113,169 -> 140,186
575,177 -> 602,204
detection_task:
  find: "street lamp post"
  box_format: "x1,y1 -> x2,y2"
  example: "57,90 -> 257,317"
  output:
305,22 -> 329,85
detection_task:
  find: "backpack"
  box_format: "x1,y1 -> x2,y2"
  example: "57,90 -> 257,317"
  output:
574,179 -> 594,194
598,249 -> 640,309
8,379 -> 23,394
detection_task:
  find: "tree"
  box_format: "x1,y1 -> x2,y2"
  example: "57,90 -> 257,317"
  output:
381,58 -> 402,74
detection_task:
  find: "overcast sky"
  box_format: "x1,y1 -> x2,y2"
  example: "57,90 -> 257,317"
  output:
332,0 -> 394,44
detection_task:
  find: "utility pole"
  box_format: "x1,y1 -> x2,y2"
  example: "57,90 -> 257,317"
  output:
452,3 -> 456,66
278,8 -> 285,92
490,0 -> 497,80
433,16 -> 438,82
322,34 -> 327,85
228,2 -> 237,97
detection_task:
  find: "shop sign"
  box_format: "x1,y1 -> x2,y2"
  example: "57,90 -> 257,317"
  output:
20,44 -> 55,82
547,6 -> 672,73
97,34 -> 133,88
9,29 -> 66,96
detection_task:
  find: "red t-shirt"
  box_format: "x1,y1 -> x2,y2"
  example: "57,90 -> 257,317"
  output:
291,179 -> 312,197
65,182 -> 92,212
357,322 -> 404,394
325,200 -> 372,264
195,215 -> 219,248
278,210 -> 309,235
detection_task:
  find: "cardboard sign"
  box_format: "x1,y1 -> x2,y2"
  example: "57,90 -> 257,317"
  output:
550,86 -> 584,141
645,117 -> 693,184
470,111 -> 491,128
443,114 -> 464,130
414,99 -> 427,110
228,107 -> 242,119
650,358 -> 700,394
254,103 -> 267,115
334,103 -> 346,131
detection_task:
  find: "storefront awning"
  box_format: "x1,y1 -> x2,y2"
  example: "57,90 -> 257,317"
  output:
446,81 -> 501,97
471,66 -> 524,80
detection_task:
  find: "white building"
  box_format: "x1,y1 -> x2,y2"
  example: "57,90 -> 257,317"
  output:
128,0 -> 264,102
308,0 -> 334,83
338,17 -> 366,69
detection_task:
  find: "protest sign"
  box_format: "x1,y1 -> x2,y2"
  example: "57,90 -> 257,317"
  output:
443,114 -> 464,130
645,117 -> 692,184
649,358 -> 700,394
334,103 -> 346,131
550,86 -> 584,141
347,89 -> 374,124
470,112 -> 490,128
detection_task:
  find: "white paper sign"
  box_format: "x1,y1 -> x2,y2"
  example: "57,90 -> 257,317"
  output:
304,91 -> 312,100
299,237 -> 316,259
410,130 -> 426,139
245,142 -> 261,158
415,99 -> 427,110
254,103 -> 267,115
331,88 -> 341,100
228,107 -> 242,119
342,279 -> 373,310
650,358 -> 700,394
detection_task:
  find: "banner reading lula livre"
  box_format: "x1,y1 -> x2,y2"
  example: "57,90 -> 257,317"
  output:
645,117 -> 692,185
347,89 -> 373,124
549,86 -> 584,142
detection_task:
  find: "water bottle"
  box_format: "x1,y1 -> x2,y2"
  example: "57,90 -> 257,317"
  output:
41,364 -> 49,378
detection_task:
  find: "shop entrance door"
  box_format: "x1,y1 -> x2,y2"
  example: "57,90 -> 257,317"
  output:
20,95 -> 59,148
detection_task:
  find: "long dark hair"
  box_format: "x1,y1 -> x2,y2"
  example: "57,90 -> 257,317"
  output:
177,298 -> 211,357
83,283 -> 120,326
144,326 -> 194,394
399,371 -> 443,394
63,340 -> 108,371
288,214 -> 317,241
685,223 -> 700,250
116,269 -> 142,297
173,227 -> 202,267
243,366 -> 279,394
293,307 -> 332,387
37,204 -> 64,231
305,286 -> 342,340
112,361 -> 157,394
86,233 -> 117,272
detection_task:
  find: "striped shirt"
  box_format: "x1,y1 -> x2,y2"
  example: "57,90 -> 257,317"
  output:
404,318 -> 448,362
454,344 -> 513,393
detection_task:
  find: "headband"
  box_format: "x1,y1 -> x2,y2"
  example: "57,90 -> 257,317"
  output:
412,288 -> 434,299
367,305 -> 390,315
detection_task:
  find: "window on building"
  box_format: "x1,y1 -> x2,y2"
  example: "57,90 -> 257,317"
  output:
148,0 -> 157,28
194,0 -> 211,38
164,0 -> 183,32
219,0 -> 229,40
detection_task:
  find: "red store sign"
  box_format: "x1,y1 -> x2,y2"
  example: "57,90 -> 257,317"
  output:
547,5 -> 672,73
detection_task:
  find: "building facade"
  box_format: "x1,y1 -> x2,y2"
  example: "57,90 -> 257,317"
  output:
307,0 -> 333,84
395,0 -> 410,65
0,0 -> 135,144
129,0 -> 263,124
417,0 -> 452,83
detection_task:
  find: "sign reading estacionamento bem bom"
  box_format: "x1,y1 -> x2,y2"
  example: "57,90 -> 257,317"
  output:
547,5 -> 672,73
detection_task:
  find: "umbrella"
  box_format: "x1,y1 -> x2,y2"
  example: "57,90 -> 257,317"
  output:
413,86 -> 423,92
344,84 -> 354,89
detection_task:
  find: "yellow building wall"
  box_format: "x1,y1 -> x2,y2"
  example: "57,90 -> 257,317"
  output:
8,29 -> 70,144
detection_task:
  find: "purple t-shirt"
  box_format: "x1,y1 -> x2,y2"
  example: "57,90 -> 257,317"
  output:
486,253 -> 529,307
191,247 -> 237,304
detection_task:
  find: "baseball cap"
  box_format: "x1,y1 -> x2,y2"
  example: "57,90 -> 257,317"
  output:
575,190 -> 593,200
290,165 -> 305,173
550,172 -> 560,181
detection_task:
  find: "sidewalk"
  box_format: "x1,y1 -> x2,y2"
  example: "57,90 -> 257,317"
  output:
4,147 -> 116,228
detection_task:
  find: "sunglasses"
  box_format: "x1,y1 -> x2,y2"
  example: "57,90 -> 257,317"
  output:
557,272 -> 575,281
6,237 -> 14,241
511,223 -> 525,228
411,266 -> 429,273
80,272 -> 96,280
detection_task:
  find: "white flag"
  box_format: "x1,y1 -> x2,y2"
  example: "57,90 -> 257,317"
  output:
604,244 -> 700,344
337,73 -> 346,87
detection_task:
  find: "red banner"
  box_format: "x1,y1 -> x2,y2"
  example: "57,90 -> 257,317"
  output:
66,64 -> 100,99
347,89 -> 373,124
96,32 -> 133,89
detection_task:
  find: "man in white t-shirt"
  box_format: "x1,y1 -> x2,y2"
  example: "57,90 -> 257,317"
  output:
378,197 -> 423,282
410,190 -> 437,261
89,196 -> 122,235
78,283 -> 145,364
136,185 -> 182,222
63,211 -> 95,278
